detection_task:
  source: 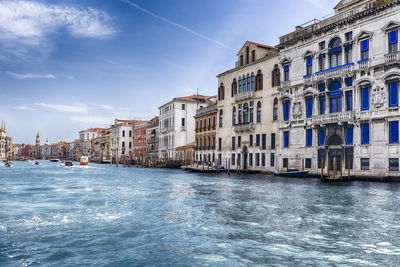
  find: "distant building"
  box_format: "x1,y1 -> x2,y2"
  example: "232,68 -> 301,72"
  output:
0,121 -> 6,161
110,119 -> 144,163
146,117 -> 159,163
79,128 -> 105,159
133,121 -> 150,164
194,102 -> 217,164
158,95 -> 210,160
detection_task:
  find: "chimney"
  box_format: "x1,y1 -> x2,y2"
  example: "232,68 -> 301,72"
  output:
295,26 -> 303,31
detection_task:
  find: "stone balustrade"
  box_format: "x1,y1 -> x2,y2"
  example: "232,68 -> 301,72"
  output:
385,52 -> 400,63
234,123 -> 255,132
312,111 -> 354,124
234,90 -> 255,101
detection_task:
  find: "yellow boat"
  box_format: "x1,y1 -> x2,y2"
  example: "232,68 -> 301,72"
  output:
80,156 -> 89,166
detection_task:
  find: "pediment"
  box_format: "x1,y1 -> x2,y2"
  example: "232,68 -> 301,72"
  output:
383,21 -> 400,32
303,50 -> 314,59
280,58 -> 291,65
355,30 -> 373,41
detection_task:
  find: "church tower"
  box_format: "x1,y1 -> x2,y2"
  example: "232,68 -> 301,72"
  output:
36,133 -> 40,146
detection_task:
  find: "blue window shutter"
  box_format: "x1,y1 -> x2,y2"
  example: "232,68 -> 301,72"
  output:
346,91 -> 353,111
306,98 -> 313,118
319,83 -> 326,92
361,40 -> 369,52
361,87 -> 369,111
319,129 -> 325,146
306,57 -> 312,66
389,121 -> 399,144
389,82 -> 399,107
320,97 -> 325,114
284,65 -> 289,72
389,31 -> 398,45
346,127 -> 353,145
306,129 -> 312,147
330,80 -> 342,91
345,77 -> 353,87
361,123 -> 370,145
284,102 -> 289,121
284,131 -> 289,147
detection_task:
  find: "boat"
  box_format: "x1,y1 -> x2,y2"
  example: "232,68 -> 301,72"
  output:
65,161 -> 73,167
59,161 -> 66,167
274,169 -> 309,178
80,156 -> 89,166
50,158 -> 60,162
27,159 -> 32,163
4,162 -> 12,167
35,161 -> 40,165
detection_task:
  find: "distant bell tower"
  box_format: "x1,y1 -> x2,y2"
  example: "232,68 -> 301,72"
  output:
36,133 -> 40,146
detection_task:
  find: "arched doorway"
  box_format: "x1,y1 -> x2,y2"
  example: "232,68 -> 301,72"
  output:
327,134 -> 343,171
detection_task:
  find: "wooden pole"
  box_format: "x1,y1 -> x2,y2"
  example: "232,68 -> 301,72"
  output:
348,157 -> 351,181
327,157 -> 330,178
333,157 -> 337,179
340,157 -> 343,180
302,158 -> 304,171
321,157 -> 324,180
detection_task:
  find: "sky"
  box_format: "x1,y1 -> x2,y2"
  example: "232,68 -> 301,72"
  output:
0,0 -> 337,144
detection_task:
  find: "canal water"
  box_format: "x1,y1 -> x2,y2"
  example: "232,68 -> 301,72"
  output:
1,161 -> 400,266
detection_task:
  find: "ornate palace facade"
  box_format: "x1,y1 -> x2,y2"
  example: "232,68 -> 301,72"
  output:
276,0 -> 400,177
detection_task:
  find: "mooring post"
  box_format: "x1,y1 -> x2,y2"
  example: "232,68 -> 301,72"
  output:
340,157 -> 343,180
327,158 -> 330,178
321,157 -> 324,180
333,157 -> 337,179
302,158 -> 304,171
348,158 -> 351,181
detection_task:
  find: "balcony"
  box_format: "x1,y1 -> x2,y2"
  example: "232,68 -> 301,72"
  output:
385,52 -> 400,63
281,81 -> 290,89
235,90 -> 255,101
315,63 -> 354,80
303,75 -> 312,84
234,122 -> 255,132
358,59 -> 370,70
312,111 -> 354,124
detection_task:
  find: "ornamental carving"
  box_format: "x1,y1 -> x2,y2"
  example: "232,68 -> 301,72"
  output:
292,102 -> 302,120
371,86 -> 386,109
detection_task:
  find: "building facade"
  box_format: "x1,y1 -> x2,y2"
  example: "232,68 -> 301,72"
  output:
216,41 -> 281,172
0,121 -> 6,161
146,117 -> 159,163
158,95 -> 210,160
277,0 -> 400,177
79,128 -> 105,159
194,103 -> 217,164
133,121 -> 149,163
110,119 -> 142,163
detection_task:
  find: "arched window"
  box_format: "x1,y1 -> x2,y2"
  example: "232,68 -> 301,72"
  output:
218,83 -> 225,100
238,77 -> 242,93
196,138 -> 198,149
273,98 -> 278,121
272,65 -> 280,87
232,107 -> 237,125
219,109 -> 223,128
247,74 -> 250,91
251,72 -> 255,91
256,101 -> 262,123
122,130 -> 125,137
328,37 -> 342,68
250,101 -> 254,122
242,75 -> 246,91
231,79 -> 237,97
243,103 -> 249,123
200,138 -> 203,149
256,70 -> 263,91
208,136 -> 211,147
203,137 -> 206,149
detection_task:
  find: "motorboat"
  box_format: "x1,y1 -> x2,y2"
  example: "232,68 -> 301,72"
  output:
50,158 -> 60,162
60,161 -> 66,167
274,169 -> 309,178
65,161 -> 73,167
80,156 -> 89,166
27,159 -> 32,163
4,162 -> 12,167
35,161 -> 40,165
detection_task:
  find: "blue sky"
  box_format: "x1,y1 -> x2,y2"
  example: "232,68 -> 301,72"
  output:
0,0 -> 337,144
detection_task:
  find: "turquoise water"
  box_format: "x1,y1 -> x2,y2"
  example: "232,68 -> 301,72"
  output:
1,161 -> 400,266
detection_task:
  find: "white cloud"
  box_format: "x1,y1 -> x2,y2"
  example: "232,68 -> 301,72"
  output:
6,71 -> 55,79
96,104 -> 114,110
35,102 -> 88,113
69,115 -> 114,124
122,0 -> 234,50
12,106 -> 35,110
0,0 -> 115,45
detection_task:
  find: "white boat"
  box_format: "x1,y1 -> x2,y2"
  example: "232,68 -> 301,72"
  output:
80,156 -> 89,166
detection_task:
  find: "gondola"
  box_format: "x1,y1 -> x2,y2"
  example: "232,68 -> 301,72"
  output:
274,169 -> 309,178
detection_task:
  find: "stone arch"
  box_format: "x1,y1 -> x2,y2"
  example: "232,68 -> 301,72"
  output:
327,133 -> 343,146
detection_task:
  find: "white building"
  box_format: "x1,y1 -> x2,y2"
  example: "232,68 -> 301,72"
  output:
0,121 -> 6,161
158,95 -> 210,160
79,128 -> 105,159
110,119 -> 139,163
277,0 -> 400,177
216,41 -> 281,172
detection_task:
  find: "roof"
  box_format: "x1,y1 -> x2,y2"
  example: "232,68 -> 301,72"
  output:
174,94 -> 211,102
247,41 -> 279,51
114,119 -> 146,125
